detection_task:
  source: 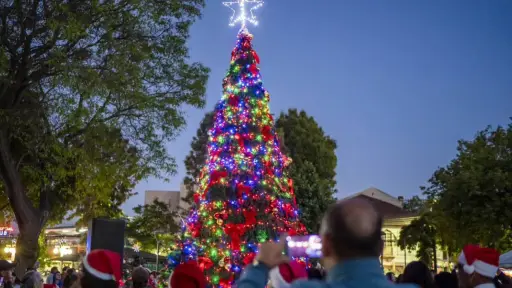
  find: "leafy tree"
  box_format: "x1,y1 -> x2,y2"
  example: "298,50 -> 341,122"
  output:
423,121 -> 512,251
0,0 -> 209,273
183,111 -> 214,203
399,199 -> 459,267
403,196 -> 426,213
398,213 -> 437,268
275,109 -> 337,232
126,199 -> 181,254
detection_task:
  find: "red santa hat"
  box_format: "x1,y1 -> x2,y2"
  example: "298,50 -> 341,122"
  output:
458,244 -> 479,265
269,261 -> 308,288
463,247 -> 500,278
83,249 -> 122,282
169,260 -> 206,288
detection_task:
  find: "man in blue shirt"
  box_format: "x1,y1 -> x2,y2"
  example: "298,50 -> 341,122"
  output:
237,198 -> 417,288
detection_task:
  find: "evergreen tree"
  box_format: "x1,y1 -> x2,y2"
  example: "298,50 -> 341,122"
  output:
276,109 -> 337,232
175,29 -> 306,287
183,112 -> 215,203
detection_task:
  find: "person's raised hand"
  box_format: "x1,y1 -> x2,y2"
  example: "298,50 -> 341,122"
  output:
255,234 -> 289,269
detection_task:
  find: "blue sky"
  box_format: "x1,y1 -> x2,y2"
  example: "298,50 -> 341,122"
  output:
121,0 -> 512,213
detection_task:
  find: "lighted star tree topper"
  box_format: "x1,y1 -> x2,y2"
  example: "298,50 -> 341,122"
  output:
223,0 -> 264,29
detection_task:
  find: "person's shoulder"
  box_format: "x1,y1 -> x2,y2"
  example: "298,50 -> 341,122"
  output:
291,279 -> 332,288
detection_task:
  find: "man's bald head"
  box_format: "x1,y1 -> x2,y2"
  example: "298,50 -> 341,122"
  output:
321,198 -> 383,258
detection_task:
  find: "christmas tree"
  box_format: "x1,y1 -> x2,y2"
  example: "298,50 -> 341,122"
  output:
168,2 -> 306,287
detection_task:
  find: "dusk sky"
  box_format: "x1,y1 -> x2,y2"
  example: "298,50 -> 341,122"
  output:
122,0 -> 512,213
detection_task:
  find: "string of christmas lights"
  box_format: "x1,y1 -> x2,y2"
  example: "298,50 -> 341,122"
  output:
162,1 -> 308,287
166,29 -> 307,288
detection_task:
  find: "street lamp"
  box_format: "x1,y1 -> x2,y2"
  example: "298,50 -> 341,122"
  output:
154,230 -> 165,271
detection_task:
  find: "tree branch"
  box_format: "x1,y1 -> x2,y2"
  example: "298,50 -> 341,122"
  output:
0,129 -> 39,227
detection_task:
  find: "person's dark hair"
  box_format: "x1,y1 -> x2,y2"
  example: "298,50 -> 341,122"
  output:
435,271 -> 458,288
62,268 -> 78,288
80,269 -> 117,288
53,272 -> 61,286
324,201 -> 383,257
397,274 -> 403,283
401,261 -> 436,288
131,267 -> 150,288
386,272 -> 395,282
307,268 -> 323,280
496,271 -> 512,286
133,279 -> 148,288
50,267 -> 58,273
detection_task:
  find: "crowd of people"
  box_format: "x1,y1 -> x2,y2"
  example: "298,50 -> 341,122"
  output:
236,198 -> 512,288
0,198 -> 510,288
44,266 -> 79,288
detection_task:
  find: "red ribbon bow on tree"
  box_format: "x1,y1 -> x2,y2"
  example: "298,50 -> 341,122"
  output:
243,209 -> 257,226
237,184 -> 252,197
211,170 -> 228,182
197,257 -> 214,271
224,224 -> 246,251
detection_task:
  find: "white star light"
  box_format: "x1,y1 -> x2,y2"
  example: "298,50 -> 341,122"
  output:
223,0 -> 264,29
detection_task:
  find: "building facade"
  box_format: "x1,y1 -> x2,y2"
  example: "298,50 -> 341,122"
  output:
144,183 -> 190,212
345,188 -> 449,274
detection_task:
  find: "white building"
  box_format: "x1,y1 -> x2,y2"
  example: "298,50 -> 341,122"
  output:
144,183 -> 190,212
344,187 -> 450,274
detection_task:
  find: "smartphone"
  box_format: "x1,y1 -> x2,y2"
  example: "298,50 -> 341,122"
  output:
285,235 -> 322,258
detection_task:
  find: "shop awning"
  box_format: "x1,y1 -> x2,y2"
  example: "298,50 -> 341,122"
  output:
51,254 -> 82,262
124,248 -> 165,264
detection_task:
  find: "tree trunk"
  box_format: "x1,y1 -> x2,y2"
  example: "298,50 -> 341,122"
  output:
15,224 -> 42,277
0,129 -> 44,276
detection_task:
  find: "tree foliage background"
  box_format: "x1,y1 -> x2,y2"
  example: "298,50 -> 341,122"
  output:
398,212 -> 437,267
402,196 -> 426,213
399,120 -> 512,267
424,121 -> 512,251
275,109 -> 337,233
0,0 -> 209,272
126,199 -> 181,254
183,111 -> 214,203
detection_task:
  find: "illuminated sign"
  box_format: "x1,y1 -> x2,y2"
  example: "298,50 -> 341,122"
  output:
286,235 -> 322,258
0,227 -> 13,237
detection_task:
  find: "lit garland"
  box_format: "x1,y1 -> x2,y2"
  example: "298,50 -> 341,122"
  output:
168,30 -> 307,288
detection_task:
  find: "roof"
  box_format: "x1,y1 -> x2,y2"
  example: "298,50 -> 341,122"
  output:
352,194 -> 417,219
344,187 -> 403,208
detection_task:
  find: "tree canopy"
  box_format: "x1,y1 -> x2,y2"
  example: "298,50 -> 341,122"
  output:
402,196 -> 426,213
423,121 -> 512,251
0,0 -> 209,272
275,109 -> 337,232
399,120 -> 512,267
126,199 -> 181,254
398,213 -> 437,268
183,111 -> 214,203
